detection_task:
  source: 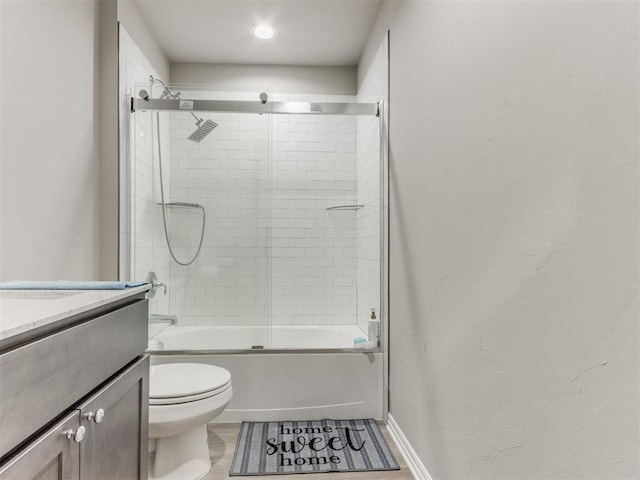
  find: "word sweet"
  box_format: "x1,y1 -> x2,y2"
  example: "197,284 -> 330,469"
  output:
266,424 -> 366,467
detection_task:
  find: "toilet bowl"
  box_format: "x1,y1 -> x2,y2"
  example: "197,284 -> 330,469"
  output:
149,363 -> 233,480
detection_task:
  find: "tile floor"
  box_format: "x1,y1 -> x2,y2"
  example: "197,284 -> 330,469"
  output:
150,422 -> 415,480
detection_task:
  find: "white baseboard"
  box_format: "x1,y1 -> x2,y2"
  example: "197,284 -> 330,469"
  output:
387,414 -> 434,480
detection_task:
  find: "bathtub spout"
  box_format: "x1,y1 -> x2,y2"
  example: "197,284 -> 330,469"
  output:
149,314 -> 177,325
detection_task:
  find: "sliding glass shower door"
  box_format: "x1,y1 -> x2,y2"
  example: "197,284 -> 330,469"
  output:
130,88 -> 273,349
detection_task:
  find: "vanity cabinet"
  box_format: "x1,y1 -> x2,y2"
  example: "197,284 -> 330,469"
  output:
0,291 -> 149,480
0,358 -> 147,480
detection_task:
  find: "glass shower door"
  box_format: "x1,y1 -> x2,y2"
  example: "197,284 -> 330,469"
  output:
130,88 -> 273,350
167,102 -> 273,349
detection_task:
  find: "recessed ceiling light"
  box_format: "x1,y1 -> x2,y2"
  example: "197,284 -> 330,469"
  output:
253,24 -> 276,40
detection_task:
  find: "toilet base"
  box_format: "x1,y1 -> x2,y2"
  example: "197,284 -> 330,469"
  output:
151,425 -> 211,480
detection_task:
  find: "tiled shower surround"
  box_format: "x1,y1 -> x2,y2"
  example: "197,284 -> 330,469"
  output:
123,30 -> 385,332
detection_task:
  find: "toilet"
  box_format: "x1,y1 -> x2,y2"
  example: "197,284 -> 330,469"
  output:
148,363 -> 233,480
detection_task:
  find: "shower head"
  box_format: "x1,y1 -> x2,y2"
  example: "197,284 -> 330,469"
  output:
188,114 -> 218,142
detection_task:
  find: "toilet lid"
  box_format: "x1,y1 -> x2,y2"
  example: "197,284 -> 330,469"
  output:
150,363 -> 231,401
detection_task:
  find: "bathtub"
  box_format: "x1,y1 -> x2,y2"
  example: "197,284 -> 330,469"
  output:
148,324 -> 384,421
148,324 -> 368,351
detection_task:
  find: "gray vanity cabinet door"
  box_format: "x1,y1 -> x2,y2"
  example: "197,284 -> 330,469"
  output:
77,355 -> 149,480
0,410 -> 81,480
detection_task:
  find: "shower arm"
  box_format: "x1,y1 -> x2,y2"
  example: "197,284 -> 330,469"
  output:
149,74 -> 166,87
190,112 -> 203,125
148,75 -> 181,100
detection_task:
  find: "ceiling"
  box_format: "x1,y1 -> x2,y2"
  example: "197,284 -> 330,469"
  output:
131,0 -> 383,67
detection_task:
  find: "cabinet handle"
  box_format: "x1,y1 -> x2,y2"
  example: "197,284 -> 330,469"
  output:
84,408 -> 105,424
64,425 -> 86,443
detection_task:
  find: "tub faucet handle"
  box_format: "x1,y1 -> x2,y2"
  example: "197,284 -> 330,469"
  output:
152,278 -> 167,295
146,271 -> 166,298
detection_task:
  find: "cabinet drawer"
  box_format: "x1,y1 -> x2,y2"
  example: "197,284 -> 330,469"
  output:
0,300 -> 148,458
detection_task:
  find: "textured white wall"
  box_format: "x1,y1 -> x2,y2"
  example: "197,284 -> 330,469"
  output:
170,63 -> 356,95
118,0 -> 170,82
0,0 -> 100,281
367,1 -> 638,478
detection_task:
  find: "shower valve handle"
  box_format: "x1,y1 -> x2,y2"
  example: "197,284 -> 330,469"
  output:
151,278 -> 166,295
146,271 -> 166,298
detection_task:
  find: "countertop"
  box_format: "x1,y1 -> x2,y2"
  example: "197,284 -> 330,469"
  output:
0,285 -> 149,344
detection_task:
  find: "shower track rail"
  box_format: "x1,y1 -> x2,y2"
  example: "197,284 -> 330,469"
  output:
132,98 -> 381,117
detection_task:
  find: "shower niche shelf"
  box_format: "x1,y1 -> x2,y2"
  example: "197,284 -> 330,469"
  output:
326,205 -> 364,211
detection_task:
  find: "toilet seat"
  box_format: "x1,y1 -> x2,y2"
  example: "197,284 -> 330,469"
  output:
150,363 -> 232,405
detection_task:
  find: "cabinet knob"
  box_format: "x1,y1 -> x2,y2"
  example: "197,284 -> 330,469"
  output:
85,408 -> 105,424
64,425 -> 86,443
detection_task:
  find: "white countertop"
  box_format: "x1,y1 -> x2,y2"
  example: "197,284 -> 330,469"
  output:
0,286 -> 149,342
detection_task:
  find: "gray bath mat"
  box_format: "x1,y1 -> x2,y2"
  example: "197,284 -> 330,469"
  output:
230,419 -> 400,476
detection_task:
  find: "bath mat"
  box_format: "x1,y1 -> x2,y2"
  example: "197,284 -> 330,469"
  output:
229,418 -> 400,476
